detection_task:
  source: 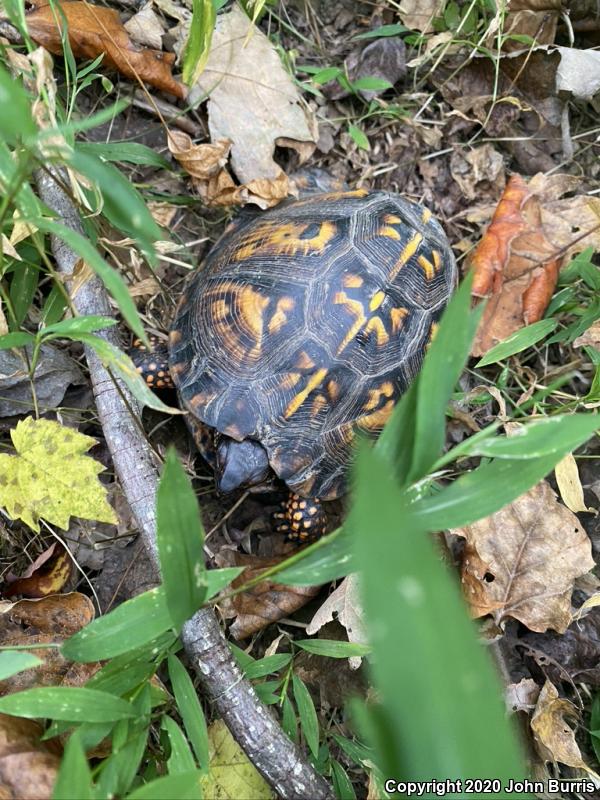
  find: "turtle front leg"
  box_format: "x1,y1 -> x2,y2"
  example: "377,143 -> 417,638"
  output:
130,336 -> 173,389
274,492 -> 327,543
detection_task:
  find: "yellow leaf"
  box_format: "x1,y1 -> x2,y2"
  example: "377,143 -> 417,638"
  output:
555,453 -> 590,513
0,417 -> 117,532
200,720 -> 274,800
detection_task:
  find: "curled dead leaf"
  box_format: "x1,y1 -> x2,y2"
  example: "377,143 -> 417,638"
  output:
216,551 -> 320,640
530,680 -> 595,774
554,453 -> 590,514
168,131 -> 289,209
2,543 -> 72,599
25,0 -> 185,99
470,174 -> 562,356
453,480 -> 594,633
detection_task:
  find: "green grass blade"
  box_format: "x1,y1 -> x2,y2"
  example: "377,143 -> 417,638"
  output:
476,319 -> 557,367
408,273 -> 481,482
168,655 -> 209,771
352,443 -> 528,785
157,449 -> 207,628
292,673 -> 319,758
0,687 -> 135,722
61,587 -> 174,662
163,716 -> 197,774
182,0 -> 216,86
126,771 -> 203,800
0,650 -> 42,680
52,732 -> 93,800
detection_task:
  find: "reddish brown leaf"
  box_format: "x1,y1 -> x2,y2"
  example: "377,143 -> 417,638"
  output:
0,593 -> 95,695
25,0 -> 185,99
470,174 -> 563,356
216,552 -> 320,639
3,543 -> 72,598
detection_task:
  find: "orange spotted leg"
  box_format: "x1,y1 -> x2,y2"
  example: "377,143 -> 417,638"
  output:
273,493 -> 327,543
130,336 -> 174,390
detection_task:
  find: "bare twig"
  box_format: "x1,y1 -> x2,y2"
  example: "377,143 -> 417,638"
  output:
35,166 -> 333,800
132,89 -> 202,137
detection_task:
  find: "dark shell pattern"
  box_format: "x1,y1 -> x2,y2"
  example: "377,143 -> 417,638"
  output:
169,189 -> 457,500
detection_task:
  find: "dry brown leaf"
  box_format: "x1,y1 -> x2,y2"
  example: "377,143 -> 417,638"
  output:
217,551 -> 320,639
530,680 -> 594,772
185,4 -> 316,183
306,574 -> 367,669
0,714 -> 61,800
505,678 -> 540,713
0,593 -> 94,694
573,320 -> 600,350
25,0 -> 185,99
503,1 -> 561,49
450,144 -> 505,202
167,131 -> 289,209
2,543 -> 72,599
123,2 -> 165,50
470,174 -> 565,356
397,0 -> 445,33
555,453 -> 590,514
453,480 -> 594,633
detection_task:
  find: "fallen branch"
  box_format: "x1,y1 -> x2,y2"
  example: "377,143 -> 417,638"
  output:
35,166 -> 333,800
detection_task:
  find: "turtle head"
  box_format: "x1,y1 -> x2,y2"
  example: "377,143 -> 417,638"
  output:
215,436 -> 271,493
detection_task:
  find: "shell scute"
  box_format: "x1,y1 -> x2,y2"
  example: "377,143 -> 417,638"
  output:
170,190 -> 456,499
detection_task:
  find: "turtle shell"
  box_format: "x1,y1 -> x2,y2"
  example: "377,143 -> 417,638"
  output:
169,189 -> 457,500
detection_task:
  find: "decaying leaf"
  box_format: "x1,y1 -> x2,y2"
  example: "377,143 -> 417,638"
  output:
453,480 -> 594,633
2,543 -> 72,599
306,574 -> 367,669
0,343 -> 85,418
450,144 -> 505,202
0,714 -> 61,800
0,417 -> 117,532
556,47 -> 600,100
397,0 -> 445,33
123,1 -> 165,51
217,551 -> 320,639
0,593 -> 94,694
200,720 -> 274,799
554,453 -> 590,514
328,38 -> 406,101
505,678 -> 540,713
503,0 -> 561,49
469,173 -> 600,356
573,320 -> 600,350
167,131 -> 289,209
184,5 -> 316,183
25,0 -> 185,98
530,680 -> 597,776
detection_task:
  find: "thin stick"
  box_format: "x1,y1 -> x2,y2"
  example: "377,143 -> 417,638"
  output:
35,165 -> 333,800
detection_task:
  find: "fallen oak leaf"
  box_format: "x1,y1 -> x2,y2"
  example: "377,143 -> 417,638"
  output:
453,480 -> 594,633
0,417 -> 117,532
2,542 -> 72,599
25,0 -> 185,99
216,551 -> 320,640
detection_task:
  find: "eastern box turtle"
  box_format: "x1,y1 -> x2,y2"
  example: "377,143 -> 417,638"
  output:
134,188 -> 457,541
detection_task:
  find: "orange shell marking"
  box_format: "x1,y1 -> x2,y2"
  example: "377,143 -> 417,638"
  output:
234,220 -> 337,261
